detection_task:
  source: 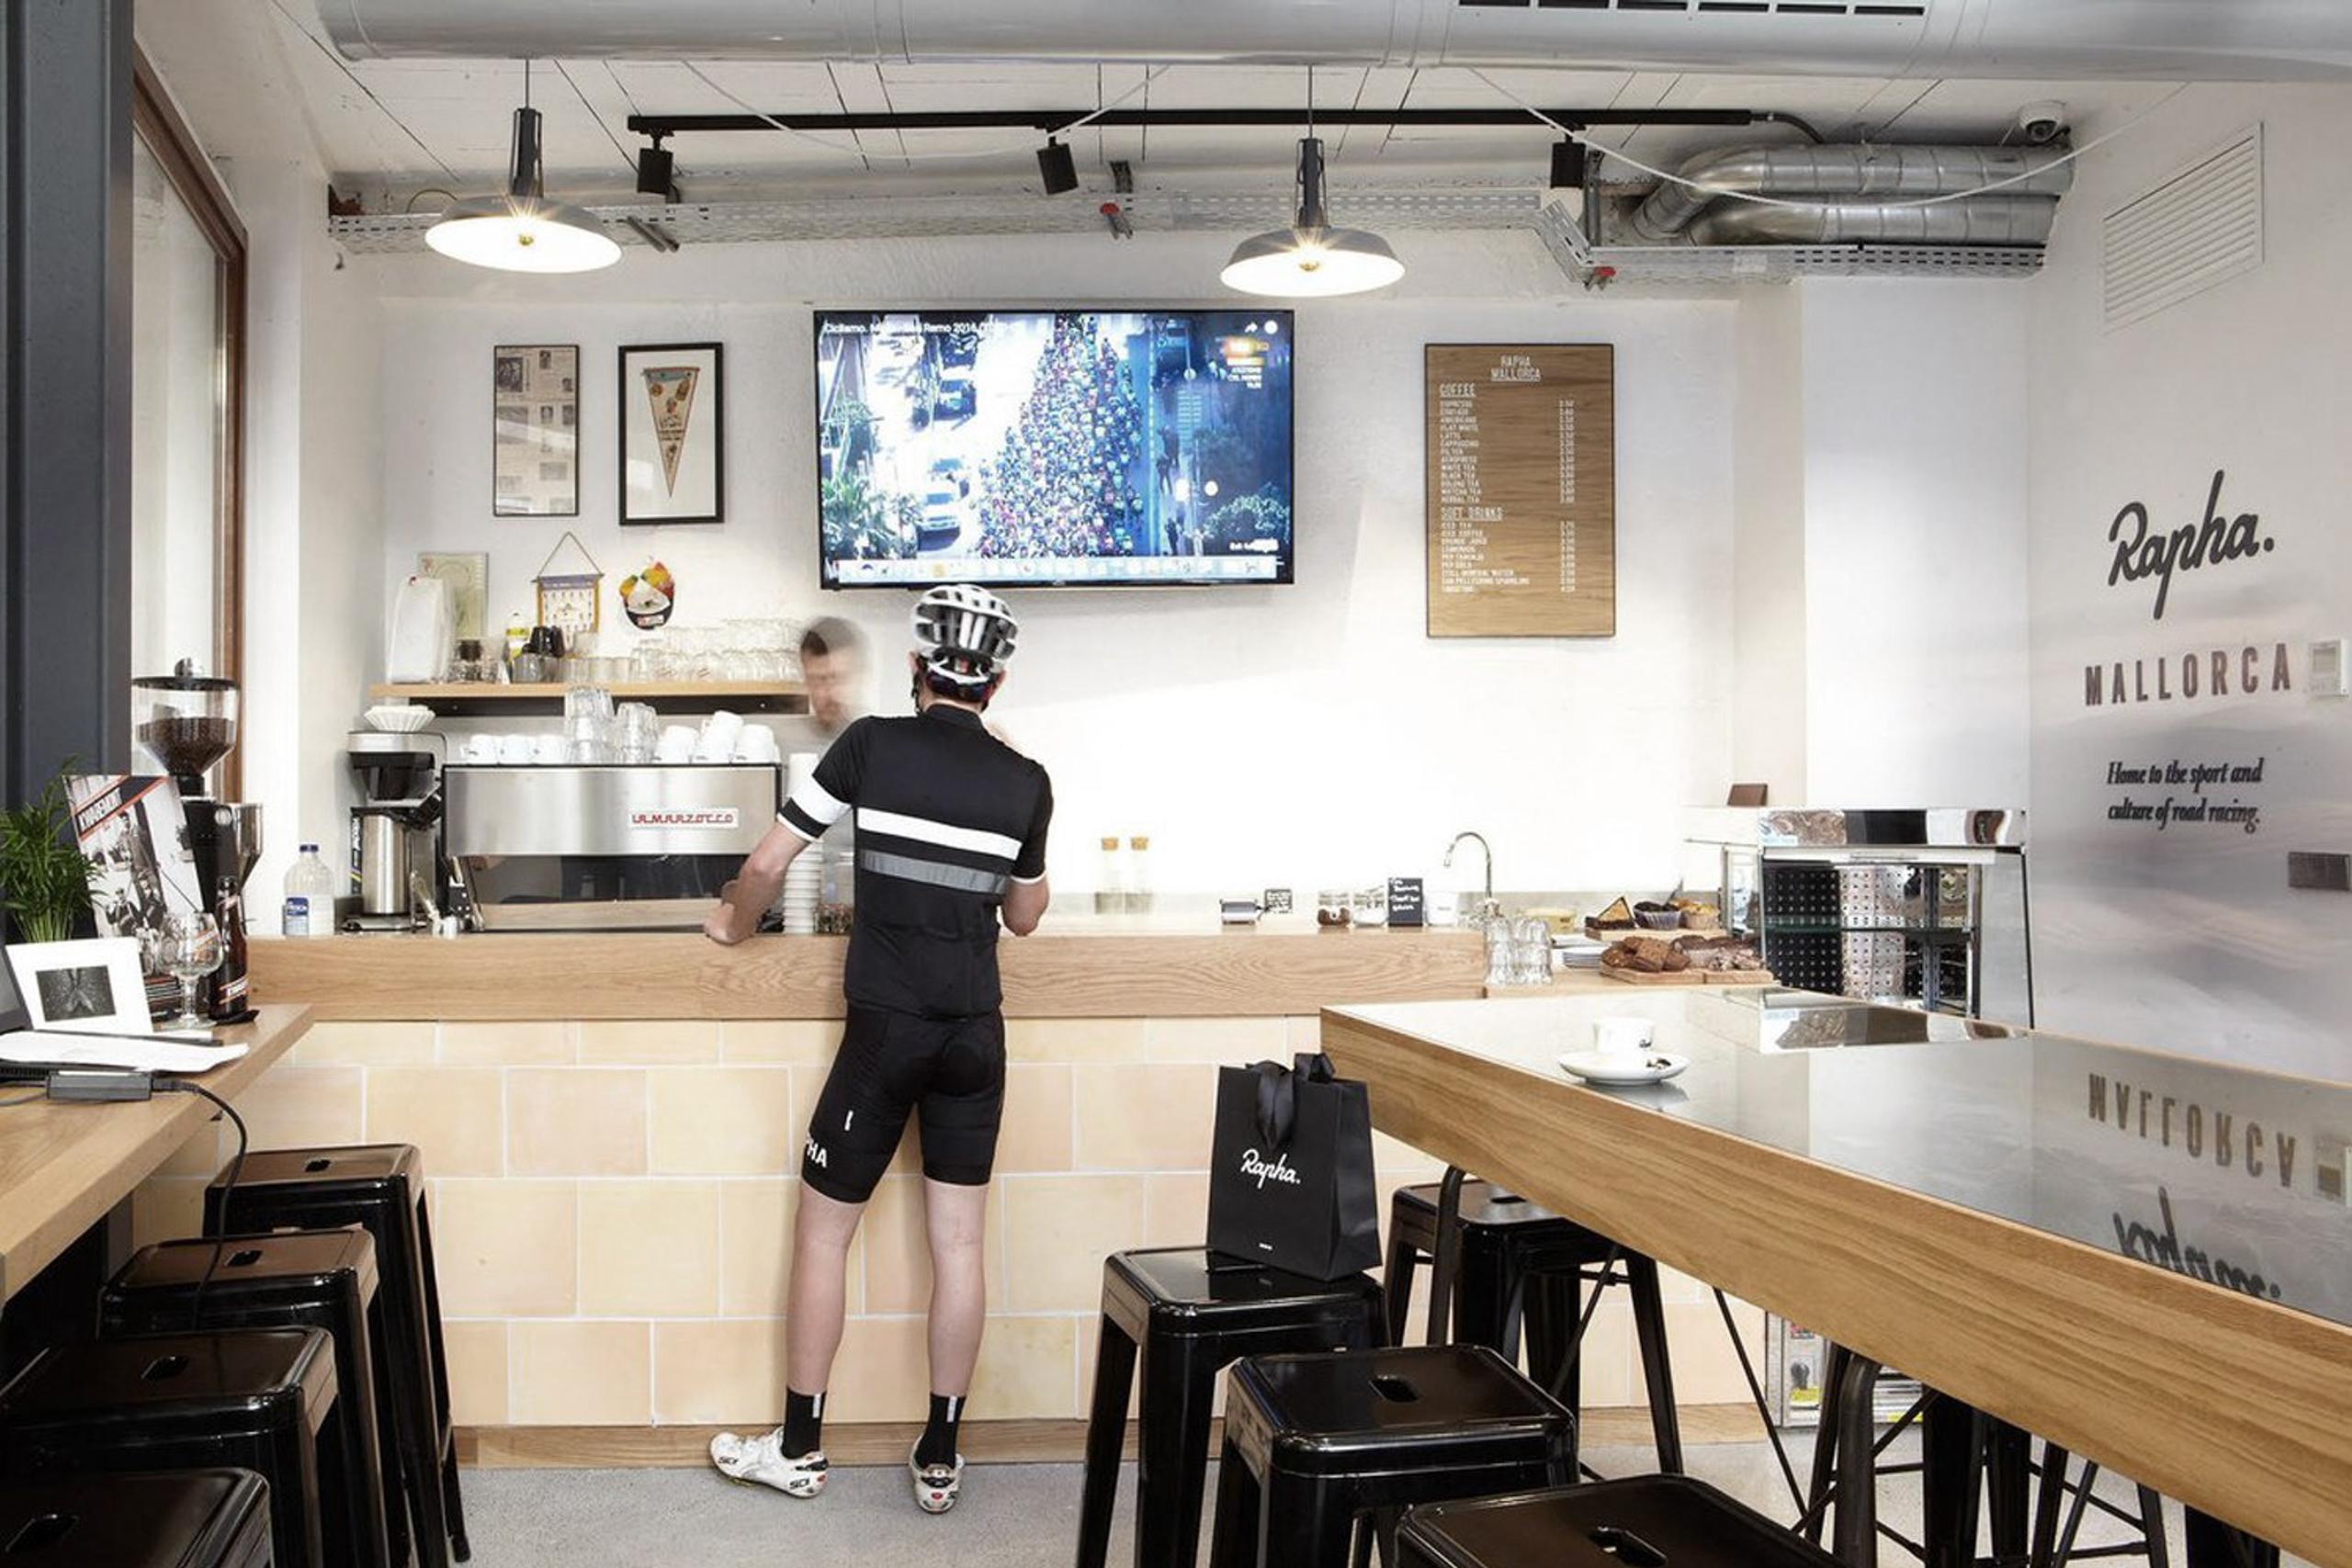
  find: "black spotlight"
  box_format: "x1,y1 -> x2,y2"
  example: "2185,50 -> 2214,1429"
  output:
1549,139 -> 1581,190
637,141 -> 675,197
1037,138 -> 1079,196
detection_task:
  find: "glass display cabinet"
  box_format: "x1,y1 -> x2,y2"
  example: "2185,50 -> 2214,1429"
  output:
1679,807 -> 2033,1025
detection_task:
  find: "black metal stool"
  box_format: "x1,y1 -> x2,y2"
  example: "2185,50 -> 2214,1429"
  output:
100,1230 -> 399,1568
1077,1248 -> 1385,1568
0,1470 -> 275,1568
0,1328 -> 338,1568
1385,1179 -> 1683,1472
1205,1344 -> 1575,1568
1396,1475 -> 1846,1568
206,1145 -> 469,1568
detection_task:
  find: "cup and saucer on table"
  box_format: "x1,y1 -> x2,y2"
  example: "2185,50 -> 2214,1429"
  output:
1558,1017 -> 1689,1086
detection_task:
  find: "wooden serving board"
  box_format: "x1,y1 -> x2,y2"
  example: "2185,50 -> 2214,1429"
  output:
1599,965 -> 1779,988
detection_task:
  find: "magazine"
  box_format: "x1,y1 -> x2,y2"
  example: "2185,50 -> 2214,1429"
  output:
67,774 -> 205,946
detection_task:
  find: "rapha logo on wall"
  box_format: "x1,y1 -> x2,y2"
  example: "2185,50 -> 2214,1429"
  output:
2111,1186 -> 2283,1303
1239,1148 -> 1303,1190
2107,468 -> 2275,621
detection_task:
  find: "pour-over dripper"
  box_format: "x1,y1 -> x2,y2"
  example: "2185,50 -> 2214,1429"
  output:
132,659 -> 241,795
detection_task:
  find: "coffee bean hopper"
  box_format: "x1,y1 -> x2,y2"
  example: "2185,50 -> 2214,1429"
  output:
131,659 -> 262,906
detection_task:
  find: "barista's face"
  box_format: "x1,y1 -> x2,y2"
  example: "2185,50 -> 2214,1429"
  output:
805,649 -> 858,733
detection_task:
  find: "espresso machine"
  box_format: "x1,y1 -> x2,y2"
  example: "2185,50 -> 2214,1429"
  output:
131,660 -> 264,904
346,730 -> 447,931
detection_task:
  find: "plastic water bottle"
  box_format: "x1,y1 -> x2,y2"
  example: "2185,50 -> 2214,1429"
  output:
282,843 -> 336,937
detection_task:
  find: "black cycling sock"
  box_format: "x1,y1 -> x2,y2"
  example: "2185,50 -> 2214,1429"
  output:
915,1393 -> 965,1468
781,1388 -> 825,1458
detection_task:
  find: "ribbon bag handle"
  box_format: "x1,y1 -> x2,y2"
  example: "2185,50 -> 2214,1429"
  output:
1252,1061 -> 1298,1149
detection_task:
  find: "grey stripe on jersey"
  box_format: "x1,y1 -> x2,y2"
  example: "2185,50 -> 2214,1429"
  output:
859,848 -> 1011,897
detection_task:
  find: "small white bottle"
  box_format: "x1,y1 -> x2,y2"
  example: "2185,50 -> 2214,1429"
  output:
1095,836 -> 1125,917
282,843 -> 336,937
1125,835 -> 1153,916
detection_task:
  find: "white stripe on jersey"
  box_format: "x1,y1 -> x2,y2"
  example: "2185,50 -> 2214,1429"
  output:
855,806 -> 1023,863
788,773 -> 851,829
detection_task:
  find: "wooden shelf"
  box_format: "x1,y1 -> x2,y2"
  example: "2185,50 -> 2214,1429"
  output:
369,681 -> 807,716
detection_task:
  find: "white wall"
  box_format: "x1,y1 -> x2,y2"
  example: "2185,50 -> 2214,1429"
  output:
1730,285 -> 1808,796
2027,84 -> 2352,1077
372,236 -> 1741,897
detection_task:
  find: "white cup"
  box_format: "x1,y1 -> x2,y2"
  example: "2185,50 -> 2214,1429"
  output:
1593,1018 -> 1655,1059
532,733 -> 567,765
498,733 -> 534,765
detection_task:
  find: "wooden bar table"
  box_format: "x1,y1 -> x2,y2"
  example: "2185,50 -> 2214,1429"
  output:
0,1005 -> 313,1306
1323,987 -> 2352,1568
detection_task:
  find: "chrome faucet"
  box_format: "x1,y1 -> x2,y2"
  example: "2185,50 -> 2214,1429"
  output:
1443,830 -> 1498,920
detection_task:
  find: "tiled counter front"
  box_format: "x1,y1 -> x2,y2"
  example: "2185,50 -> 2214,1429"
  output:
135,1010 -> 1764,1435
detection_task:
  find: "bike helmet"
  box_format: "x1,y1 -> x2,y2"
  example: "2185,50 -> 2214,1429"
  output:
911,583 -> 1019,692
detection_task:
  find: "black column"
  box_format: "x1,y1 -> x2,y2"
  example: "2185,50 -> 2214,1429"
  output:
0,0 -> 136,803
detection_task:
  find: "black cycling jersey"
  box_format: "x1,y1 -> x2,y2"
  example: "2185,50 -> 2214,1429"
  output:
779,705 -> 1053,1020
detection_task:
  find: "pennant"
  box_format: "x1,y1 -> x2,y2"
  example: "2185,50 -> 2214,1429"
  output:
642,366 -> 701,495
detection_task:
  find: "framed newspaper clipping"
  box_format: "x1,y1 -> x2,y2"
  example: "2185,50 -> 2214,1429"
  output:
494,344 -> 580,516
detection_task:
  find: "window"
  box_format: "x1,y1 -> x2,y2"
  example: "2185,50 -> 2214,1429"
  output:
130,52 -> 245,795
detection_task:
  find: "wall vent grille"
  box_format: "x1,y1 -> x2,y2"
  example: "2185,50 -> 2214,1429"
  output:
2102,126 -> 2263,332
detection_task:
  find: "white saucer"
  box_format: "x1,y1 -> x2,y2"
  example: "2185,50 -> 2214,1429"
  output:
1557,1051 -> 1689,1086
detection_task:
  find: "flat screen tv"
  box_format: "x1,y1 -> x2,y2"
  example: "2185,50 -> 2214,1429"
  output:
816,309 -> 1295,588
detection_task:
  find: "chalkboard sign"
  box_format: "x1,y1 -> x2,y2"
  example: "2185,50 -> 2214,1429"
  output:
1386,877 -> 1426,928
1425,344 -> 1617,637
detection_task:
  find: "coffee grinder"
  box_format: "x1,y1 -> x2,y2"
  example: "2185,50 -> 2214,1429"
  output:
132,659 -> 263,1017
346,730 -> 446,931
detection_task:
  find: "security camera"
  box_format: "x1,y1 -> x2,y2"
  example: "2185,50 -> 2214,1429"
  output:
2016,101 -> 2068,145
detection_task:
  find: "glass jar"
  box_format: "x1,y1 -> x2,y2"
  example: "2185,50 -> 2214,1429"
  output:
1351,886 -> 1388,928
1125,835 -> 1152,915
1094,836 -> 1125,916
1316,890 -> 1353,930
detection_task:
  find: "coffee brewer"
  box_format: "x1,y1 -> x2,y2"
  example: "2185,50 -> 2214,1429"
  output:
346,730 -> 446,931
131,659 -> 263,1018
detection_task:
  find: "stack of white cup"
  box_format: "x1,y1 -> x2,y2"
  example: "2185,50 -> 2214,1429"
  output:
778,752 -> 824,932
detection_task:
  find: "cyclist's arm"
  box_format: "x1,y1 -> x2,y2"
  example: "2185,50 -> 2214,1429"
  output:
1002,874 -> 1049,936
704,820 -> 808,945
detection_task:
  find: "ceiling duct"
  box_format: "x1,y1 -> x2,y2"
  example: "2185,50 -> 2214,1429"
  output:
315,0 -> 2352,78
1687,193 -> 2057,247
1628,144 -> 2072,243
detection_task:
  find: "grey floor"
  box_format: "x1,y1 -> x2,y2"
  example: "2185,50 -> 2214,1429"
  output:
455,1431 -> 2258,1566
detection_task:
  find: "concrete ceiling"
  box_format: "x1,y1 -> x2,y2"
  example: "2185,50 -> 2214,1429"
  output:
240,0 -> 2175,207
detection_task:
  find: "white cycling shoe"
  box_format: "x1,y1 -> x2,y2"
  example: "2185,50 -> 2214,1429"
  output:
910,1445 -> 965,1515
709,1427 -> 829,1498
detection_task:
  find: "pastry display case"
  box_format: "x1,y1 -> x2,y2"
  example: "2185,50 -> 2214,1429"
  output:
1679,807 -> 2032,1024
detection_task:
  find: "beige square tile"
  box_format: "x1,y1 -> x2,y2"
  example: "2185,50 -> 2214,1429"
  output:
721,1020 -> 842,1065
720,1179 -> 796,1317
823,1315 -> 932,1423
1284,1016 -> 1329,1055
1073,1064 -> 1216,1172
1141,1173 -> 1209,1249
440,1021 -> 575,1066
995,1065 -> 1072,1173
155,1121 -> 223,1179
509,1069 -> 648,1177
1654,1263 -> 1710,1305
512,1320 -> 652,1426
654,1319 -> 788,1425
1142,1017 -> 1287,1064
296,1021 -> 435,1066
578,1020 -> 723,1066
366,1067 -> 503,1178
1571,1292 -> 1638,1409
443,1320 -> 510,1427
1005,1019 -> 1144,1063
580,1179 -> 720,1316
130,1177 -> 209,1250
1373,1129 -> 1444,1182
1001,1175 -> 1146,1311
428,1179 -> 577,1316
971,1315 -> 1080,1420
1658,1296 -> 1767,1406
233,1065 -> 363,1149
650,1068 -> 796,1176
862,1176 -> 1004,1314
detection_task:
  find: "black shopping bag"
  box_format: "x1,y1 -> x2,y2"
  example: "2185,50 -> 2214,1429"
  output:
1205,1052 -> 1382,1280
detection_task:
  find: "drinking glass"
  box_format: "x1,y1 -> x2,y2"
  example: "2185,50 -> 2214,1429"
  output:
1481,911 -> 1516,987
158,911 -> 222,1030
1512,917 -> 1555,987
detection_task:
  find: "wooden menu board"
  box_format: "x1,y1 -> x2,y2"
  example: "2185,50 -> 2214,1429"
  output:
1425,344 -> 1616,637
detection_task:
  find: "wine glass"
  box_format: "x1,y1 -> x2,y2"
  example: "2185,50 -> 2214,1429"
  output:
158,911 -> 222,1031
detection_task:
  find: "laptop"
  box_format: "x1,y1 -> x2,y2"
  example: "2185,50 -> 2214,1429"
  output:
0,959 -> 244,1075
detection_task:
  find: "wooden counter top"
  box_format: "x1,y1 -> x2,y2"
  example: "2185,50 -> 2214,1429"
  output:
248,928 -> 1485,1021
0,1005 -> 313,1303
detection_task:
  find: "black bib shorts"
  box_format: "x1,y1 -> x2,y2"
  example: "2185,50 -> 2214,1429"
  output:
799,1004 -> 1008,1204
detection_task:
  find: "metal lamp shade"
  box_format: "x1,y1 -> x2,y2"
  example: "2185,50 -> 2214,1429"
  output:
426,104 -> 621,274
1221,225 -> 1404,297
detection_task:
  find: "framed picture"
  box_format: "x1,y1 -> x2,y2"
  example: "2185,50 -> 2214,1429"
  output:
494,344 -> 579,517
6,938 -> 153,1034
620,342 -> 724,525
418,551 -> 490,643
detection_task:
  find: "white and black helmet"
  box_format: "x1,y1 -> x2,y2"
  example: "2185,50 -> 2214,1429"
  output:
911,583 -> 1019,691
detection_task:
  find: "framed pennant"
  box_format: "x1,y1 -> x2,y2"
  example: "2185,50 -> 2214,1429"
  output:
619,341 -> 724,525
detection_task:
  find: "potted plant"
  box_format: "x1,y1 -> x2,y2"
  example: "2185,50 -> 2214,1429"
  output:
0,769 -> 97,942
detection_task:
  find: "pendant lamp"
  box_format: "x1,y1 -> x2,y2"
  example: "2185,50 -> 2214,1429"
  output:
428,62 -> 620,274
1221,134 -> 1403,298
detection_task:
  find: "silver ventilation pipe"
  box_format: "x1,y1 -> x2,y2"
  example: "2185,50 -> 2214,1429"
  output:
313,0 -> 2352,78
1626,144 -> 2073,243
1686,193 -> 2060,248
